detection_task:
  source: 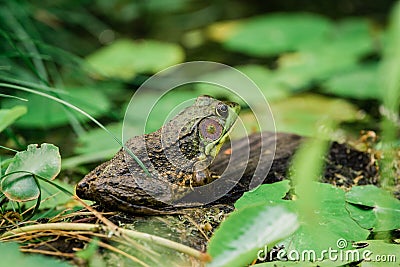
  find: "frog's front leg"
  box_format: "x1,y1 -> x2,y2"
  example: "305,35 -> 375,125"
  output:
192,157 -> 213,186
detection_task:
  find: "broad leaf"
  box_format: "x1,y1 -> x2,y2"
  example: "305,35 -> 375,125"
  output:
2,87 -> 111,128
0,242 -> 71,266
330,18 -> 377,58
260,18 -> 377,91
254,240 -> 400,266
235,180 -> 291,210
345,185 -> 400,231
86,38 -> 184,80
195,64 -> 290,105
0,106 -> 27,132
270,94 -> 360,136
211,13 -> 332,56
74,122 -> 123,155
207,204 -> 299,267
232,182 -> 370,264
323,64 -> 381,100
62,122 -> 125,167
1,143 -> 61,202
273,48 -> 359,90
33,179 -> 74,210
359,240 -> 400,267
123,90 -> 201,135
279,183 -> 370,258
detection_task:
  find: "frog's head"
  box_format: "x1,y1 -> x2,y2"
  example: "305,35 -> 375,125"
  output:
192,95 -> 240,159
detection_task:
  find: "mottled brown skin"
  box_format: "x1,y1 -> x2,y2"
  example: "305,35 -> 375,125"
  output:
76,96 -> 240,214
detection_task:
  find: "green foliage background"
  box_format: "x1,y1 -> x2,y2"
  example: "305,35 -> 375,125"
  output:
1,0 -> 400,266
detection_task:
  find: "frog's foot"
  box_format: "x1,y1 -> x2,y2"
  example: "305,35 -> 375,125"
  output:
193,168 -> 211,186
191,159 -> 214,186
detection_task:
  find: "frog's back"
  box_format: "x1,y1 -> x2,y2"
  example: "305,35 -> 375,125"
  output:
75,130 -> 194,214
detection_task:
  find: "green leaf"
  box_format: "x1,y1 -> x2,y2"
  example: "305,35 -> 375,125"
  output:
220,13 -> 332,56
234,180 -> 291,210
345,185 -> 400,231
273,48 -> 359,91
279,183 -> 370,258
1,174 -> 39,202
255,261 -> 317,266
233,182 -> 369,263
195,64 -> 290,105
330,18 -> 376,58
1,143 -> 61,202
0,106 -> 27,132
270,94 -> 360,136
74,122 -> 122,155
2,87 -> 111,128
254,240 -> 400,266
33,179 -> 74,209
323,64 -> 381,100
123,90 -> 201,135
0,242 -> 71,266
359,240 -> 400,267
76,238 -> 100,260
268,18 -> 376,91
207,204 -> 299,267
62,122 -> 126,167
86,39 -> 184,80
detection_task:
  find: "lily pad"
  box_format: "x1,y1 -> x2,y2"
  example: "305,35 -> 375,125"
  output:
345,185 -> 400,231
255,240 -> 400,266
211,13 -> 332,56
358,240 -> 400,267
232,182 -> 370,263
207,204 -> 299,267
270,94 -> 360,136
0,105 -> 27,133
1,143 -> 61,202
330,18 -> 376,58
234,180 -> 291,210
86,39 -> 184,80
195,64 -> 290,105
273,48 -> 359,91
279,183 -> 370,259
261,18 -> 376,91
323,64 -> 381,100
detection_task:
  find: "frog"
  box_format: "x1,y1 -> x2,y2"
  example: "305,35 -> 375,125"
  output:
76,95 -> 240,214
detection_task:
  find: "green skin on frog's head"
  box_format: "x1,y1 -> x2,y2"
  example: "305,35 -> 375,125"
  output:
162,95 -> 240,185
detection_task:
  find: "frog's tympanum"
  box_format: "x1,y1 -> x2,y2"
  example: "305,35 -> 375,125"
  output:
76,95 -> 240,214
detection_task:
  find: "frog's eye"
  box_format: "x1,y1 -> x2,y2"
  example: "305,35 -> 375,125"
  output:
199,118 -> 223,141
216,103 -> 228,118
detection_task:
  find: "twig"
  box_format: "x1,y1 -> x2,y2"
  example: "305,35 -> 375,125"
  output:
72,195 -> 119,236
0,222 -> 211,262
19,248 -> 75,258
1,223 -> 101,238
184,215 -> 210,241
73,233 -> 150,267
